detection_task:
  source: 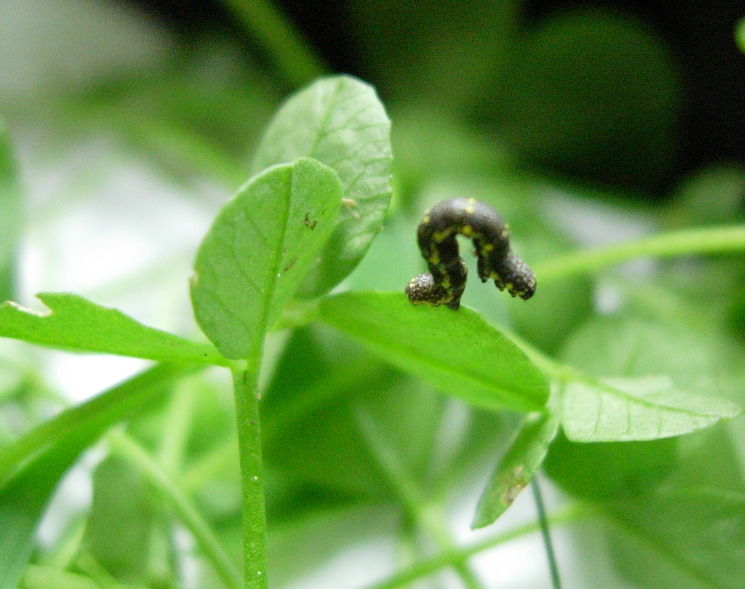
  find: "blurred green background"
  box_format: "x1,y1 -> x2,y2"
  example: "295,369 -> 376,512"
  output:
122,0 -> 745,193
2,1 -> 745,588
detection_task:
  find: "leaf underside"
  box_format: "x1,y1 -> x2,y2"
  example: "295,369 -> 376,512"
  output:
561,376 -> 741,442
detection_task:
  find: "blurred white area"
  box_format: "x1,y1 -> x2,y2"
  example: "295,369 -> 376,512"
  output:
542,187 -> 659,314
13,129 -> 220,401
1,0 -> 225,401
0,0 -> 168,101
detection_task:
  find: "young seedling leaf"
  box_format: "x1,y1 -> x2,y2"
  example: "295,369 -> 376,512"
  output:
472,410 -> 560,528
318,291 -> 549,412
252,75 -> 392,297
191,157 -> 342,360
0,117 -> 21,302
0,293 -> 224,364
562,375 -> 741,442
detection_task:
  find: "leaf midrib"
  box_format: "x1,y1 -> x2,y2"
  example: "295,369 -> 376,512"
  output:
253,173 -> 293,351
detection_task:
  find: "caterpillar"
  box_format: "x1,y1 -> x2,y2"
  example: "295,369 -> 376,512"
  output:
405,198 -> 536,310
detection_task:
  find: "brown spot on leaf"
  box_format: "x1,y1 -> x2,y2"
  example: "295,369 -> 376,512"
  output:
283,257 -> 298,272
304,213 -> 317,230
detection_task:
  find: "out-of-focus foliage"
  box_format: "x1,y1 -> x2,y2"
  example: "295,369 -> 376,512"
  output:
0,1 -> 744,588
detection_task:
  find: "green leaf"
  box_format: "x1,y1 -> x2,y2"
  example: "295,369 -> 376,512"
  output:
543,432 -> 678,501
562,375 -> 741,442
0,364 -> 195,589
318,291 -> 549,412
83,456 -> 156,583
472,410 -> 560,528
558,316 -> 744,441
0,364 -> 200,488
190,157 -> 342,360
546,427 -> 745,586
562,316 -> 745,399
0,117 -> 21,302
605,427 -> 745,588
251,75 -> 393,297
0,293 -> 224,364
0,433 -> 85,589
611,487 -> 745,589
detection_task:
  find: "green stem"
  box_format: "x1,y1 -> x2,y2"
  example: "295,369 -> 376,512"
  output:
365,502 -> 588,589
531,478 -> 562,589
533,224 -> 745,284
181,438 -> 238,493
108,430 -> 242,589
221,0 -> 329,88
232,365 -> 269,589
356,411 -> 486,589
156,379 -> 198,472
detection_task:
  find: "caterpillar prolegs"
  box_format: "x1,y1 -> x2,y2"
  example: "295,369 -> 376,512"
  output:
405,198 -> 536,310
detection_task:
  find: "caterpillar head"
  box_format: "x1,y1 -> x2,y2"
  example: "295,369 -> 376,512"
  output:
494,254 -> 536,300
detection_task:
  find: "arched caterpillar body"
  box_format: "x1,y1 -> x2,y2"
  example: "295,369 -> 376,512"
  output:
405,198 -> 536,310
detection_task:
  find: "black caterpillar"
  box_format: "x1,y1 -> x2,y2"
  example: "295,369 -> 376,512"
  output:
405,198 -> 536,310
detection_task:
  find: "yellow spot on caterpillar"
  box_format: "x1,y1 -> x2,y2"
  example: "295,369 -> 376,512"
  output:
422,214 -> 431,225
461,224 -> 473,237
482,242 -> 494,253
465,198 -> 476,214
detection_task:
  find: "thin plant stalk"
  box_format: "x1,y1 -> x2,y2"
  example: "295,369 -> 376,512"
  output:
532,477 -> 562,589
534,225 -> 745,284
221,0 -> 329,88
232,364 -> 269,589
